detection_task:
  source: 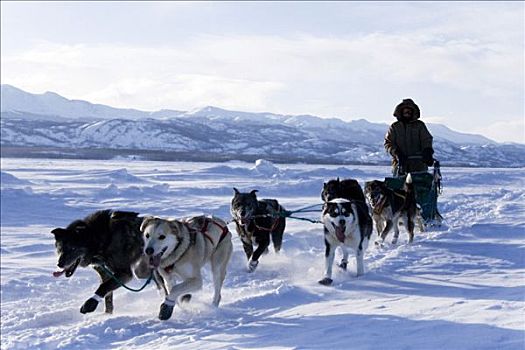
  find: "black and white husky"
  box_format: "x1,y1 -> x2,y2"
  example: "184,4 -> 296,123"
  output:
319,199 -> 373,286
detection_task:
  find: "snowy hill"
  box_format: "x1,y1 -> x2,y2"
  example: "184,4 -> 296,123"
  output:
0,84 -> 185,121
1,85 -> 524,167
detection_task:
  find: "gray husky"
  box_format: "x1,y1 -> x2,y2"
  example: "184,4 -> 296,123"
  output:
138,215 -> 233,320
51,210 -> 146,314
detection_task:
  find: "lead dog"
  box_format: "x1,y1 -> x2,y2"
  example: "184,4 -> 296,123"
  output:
139,215 -> 233,320
51,210 -> 145,314
364,174 -> 423,245
230,188 -> 286,272
319,198 -> 373,285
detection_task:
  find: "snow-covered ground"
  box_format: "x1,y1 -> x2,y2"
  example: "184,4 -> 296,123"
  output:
1,158 -> 524,350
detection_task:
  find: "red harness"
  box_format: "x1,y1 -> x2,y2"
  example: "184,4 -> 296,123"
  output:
254,216 -> 282,233
163,218 -> 229,274
194,218 -> 229,245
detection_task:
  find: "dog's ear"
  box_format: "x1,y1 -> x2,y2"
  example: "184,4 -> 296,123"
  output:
51,228 -> 67,237
250,189 -> 258,197
167,220 -> 183,237
233,187 -> 240,195
140,216 -> 155,232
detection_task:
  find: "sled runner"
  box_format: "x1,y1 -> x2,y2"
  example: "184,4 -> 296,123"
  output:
384,160 -> 443,226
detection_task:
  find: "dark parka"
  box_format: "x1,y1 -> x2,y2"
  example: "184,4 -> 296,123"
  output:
384,99 -> 434,174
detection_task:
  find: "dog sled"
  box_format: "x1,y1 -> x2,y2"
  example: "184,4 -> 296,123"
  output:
384,160 -> 443,226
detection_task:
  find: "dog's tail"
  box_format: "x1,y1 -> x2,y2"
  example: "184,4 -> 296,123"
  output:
405,173 -> 413,185
403,173 -> 417,235
403,173 -> 416,205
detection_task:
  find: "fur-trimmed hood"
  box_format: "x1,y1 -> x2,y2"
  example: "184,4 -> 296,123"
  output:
393,98 -> 420,121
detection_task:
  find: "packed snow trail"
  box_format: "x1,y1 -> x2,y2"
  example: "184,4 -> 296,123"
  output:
1,159 -> 523,349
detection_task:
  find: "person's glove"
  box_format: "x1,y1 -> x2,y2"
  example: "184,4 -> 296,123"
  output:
394,150 -> 407,175
395,150 -> 407,166
422,148 -> 434,166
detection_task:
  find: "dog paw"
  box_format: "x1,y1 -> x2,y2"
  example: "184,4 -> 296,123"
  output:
338,260 -> 348,270
318,277 -> 333,286
247,260 -> 259,273
374,240 -> 384,247
159,303 -> 174,320
80,298 -> 99,314
391,238 -> 398,245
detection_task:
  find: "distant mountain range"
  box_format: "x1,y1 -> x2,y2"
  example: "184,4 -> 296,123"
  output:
1,84 -> 523,167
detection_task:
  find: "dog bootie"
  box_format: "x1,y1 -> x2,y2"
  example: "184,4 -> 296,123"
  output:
338,259 -> 348,270
318,277 -> 333,286
80,297 -> 99,314
159,301 -> 175,320
247,259 -> 259,273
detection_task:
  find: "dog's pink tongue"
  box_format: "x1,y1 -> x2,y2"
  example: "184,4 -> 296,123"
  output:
335,226 -> 346,243
53,270 -> 65,278
150,254 -> 162,268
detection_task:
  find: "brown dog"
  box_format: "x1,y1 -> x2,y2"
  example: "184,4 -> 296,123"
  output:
364,174 -> 423,244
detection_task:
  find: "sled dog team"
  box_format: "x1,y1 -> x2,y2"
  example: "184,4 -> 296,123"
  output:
52,175 -> 422,320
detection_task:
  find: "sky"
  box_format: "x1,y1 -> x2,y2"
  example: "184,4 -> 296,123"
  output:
1,1 -> 523,143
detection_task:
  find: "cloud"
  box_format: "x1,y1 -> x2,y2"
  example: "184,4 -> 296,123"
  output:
424,116 -> 448,124
1,41 -> 288,111
2,30 -> 520,103
83,75 -> 284,112
474,119 -> 525,144
1,2 -> 522,142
